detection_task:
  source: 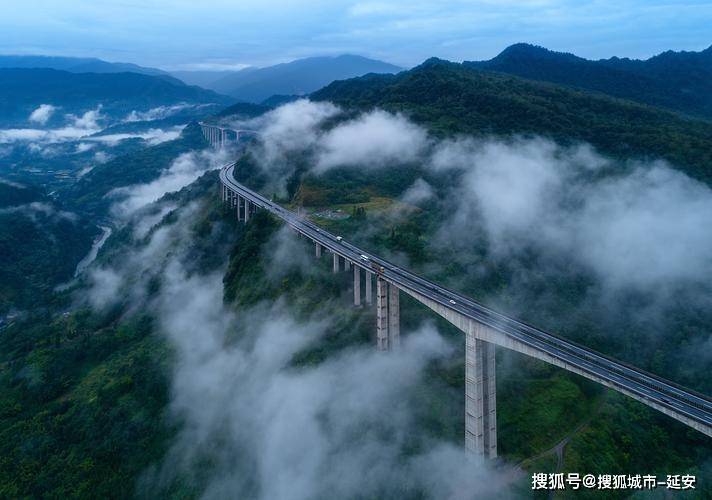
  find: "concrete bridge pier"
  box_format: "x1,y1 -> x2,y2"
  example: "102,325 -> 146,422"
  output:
245,199 -> 251,222
315,242 -> 322,258
229,190 -> 236,212
465,333 -> 497,458
388,285 -> 400,348
333,253 -> 340,273
365,272 -> 372,304
376,278 -> 389,350
353,266 -> 361,307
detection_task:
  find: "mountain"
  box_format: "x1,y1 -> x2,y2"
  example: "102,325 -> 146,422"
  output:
187,55 -> 402,102
465,43 -> 712,119
0,68 -> 234,126
2,51 -> 712,498
260,94 -> 300,107
213,102 -> 272,119
170,69 -> 255,89
68,122 -> 208,214
0,181 -> 98,314
0,55 -> 174,80
312,57 -> 712,185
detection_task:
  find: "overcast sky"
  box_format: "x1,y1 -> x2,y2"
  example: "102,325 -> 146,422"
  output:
1,1 -> 711,70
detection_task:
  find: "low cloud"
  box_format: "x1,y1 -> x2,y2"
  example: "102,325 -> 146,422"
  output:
0,177 -> 26,188
0,202 -> 78,222
109,147 -> 230,219
257,98 -> 341,164
85,202 -> 201,310
127,213 -> 518,498
123,103 -> 210,122
28,104 -> 57,125
401,178 -> 435,205
244,99 -> 433,193
434,137 -> 712,294
77,150 -> 113,177
315,109 -> 429,171
0,106 -> 104,145
263,225 -> 320,283
67,106 -> 103,130
151,285 -> 517,499
90,126 -> 184,146
74,142 -> 94,154
250,102 -> 712,296
82,195 -> 519,498
250,100 -> 429,174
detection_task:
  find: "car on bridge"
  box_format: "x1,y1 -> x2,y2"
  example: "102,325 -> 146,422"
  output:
370,262 -> 385,274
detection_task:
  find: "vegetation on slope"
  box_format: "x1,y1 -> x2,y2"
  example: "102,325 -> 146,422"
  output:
0,172 -> 231,497
0,183 -> 98,315
465,43 -> 712,120
0,68 -> 233,125
68,122 -> 208,215
312,58 -> 712,185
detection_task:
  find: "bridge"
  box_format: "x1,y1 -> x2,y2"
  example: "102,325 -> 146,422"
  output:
203,123 -> 712,459
199,122 -> 258,148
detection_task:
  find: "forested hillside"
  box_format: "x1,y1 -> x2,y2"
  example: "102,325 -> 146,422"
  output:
312,58 -> 712,185
465,43 -> 712,120
68,122 -> 208,214
1,50 -> 711,498
0,68 -> 233,125
0,182 -> 97,314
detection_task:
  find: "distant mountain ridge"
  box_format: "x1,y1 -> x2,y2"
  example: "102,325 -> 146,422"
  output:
465,43 -> 712,119
0,54 -> 176,81
0,68 -> 234,126
174,55 -> 402,103
312,57 -> 712,185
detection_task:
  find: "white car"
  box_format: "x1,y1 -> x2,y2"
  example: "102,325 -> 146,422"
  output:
449,299 -> 456,305
336,236 -> 343,241
360,255 -> 370,261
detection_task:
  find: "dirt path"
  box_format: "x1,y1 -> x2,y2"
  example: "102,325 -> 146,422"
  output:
519,396 -> 607,499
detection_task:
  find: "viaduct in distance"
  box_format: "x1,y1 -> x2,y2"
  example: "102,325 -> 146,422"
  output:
200,123 -> 712,459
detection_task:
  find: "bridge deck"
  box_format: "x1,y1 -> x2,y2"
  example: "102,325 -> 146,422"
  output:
220,161 -> 712,437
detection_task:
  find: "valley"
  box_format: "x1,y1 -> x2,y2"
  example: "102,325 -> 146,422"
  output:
0,36 -> 710,499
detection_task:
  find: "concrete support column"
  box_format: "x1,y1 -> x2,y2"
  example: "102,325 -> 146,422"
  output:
388,284 -> 400,349
365,271 -> 372,304
237,195 -> 243,221
376,278 -> 389,351
465,335 -> 497,458
245,200 -> 250,222
315,242 -> 322,258
333,253 -> 340,273
483,341 -> 497,458
344,259 -> 351,271
353,266 -> 361,307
